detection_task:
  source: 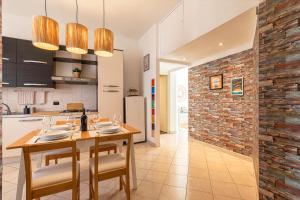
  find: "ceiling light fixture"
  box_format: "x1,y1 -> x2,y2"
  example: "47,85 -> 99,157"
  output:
218,42 -> 224,47
66,0 -> 88,54
94,0 -> 114,57
32,0 -> 59,51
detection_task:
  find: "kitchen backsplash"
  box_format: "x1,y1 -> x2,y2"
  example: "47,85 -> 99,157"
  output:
2,84 -> 97,113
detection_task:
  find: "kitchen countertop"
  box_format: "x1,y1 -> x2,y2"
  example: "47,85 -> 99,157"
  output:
2,111 -> 98,118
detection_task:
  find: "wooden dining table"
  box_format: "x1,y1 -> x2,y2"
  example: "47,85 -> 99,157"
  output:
6,122 -> 140,200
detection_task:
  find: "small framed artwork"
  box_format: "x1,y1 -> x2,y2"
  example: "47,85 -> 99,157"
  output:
231,77 -> 244,96
144,54 -> 150,72
209,74 -> 223,90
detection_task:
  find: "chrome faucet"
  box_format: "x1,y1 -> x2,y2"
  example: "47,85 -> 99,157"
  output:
2,103 -> 12,115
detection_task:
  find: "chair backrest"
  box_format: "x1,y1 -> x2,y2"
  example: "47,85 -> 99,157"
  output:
93,133 -> 132,175
23,140 -> 77,191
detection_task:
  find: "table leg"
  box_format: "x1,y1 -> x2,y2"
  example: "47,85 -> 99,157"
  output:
16,150 -> 26,200
130,137 -> 137,189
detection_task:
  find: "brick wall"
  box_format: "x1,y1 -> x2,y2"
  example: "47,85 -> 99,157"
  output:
0,0 -> 3,197
189,49 -> 257,156
258,0 -> 300,199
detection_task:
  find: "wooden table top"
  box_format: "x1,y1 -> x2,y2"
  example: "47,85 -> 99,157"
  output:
6,123 -> 140,150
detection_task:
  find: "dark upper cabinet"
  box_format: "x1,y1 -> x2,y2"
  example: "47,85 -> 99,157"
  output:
2,62 -> 17,87
17,63 -> 53,88
17,39 -> 53,66
2,37 -> 55,88
2,37 -> 17,87
2,37 -> 17,63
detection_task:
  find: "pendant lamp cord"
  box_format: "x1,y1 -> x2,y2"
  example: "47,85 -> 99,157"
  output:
76,0 -> 79,24
103,0 -> 105,27
44,0 -> 48,17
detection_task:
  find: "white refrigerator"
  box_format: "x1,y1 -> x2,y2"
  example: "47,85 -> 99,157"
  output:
125,96 -> 146,143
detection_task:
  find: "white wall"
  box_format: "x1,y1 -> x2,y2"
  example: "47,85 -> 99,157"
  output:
2,84 -> 97,113
138,24 -> 160,145
3,13 -> 141,96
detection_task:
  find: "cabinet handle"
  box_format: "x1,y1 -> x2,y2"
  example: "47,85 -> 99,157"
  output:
2,82 -> 10,85
23,83 -> 48,86
23,60 -> 48,64
2,57 -> 10,61
19,119 -> 43,122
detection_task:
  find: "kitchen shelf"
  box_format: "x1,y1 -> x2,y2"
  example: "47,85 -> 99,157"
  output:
53,57 -> 97,66
51,76 -> 97,85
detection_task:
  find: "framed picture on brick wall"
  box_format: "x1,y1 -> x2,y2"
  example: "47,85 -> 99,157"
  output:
209,74 -> 223,90
231,77 -> 244,95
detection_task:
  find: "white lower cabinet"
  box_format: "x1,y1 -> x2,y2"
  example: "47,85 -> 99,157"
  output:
3,116 -> 44,158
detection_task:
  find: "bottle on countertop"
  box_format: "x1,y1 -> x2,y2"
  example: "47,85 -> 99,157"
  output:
80,108 -> 88,131
23,105 -> 30,114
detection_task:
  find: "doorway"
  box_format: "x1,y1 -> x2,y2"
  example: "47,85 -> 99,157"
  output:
159,61 -> 188,135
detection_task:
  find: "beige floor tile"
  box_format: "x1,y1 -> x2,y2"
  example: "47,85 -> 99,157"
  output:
136,168 -> 149,179
187,177 -> 212,193
164,174 -> 187,188
186,189 -> 214,200
2,181 -> 17,194
134,180 -> 163,199
211,181 -> 240,198
237,185 -> 258,200
144,170 -> 168,183
169,165 -> 188,176
188,167 -> 210,179
213,195 -> 241,200
158,185 -> 186,200
230,173 -> 257,186
155,155 -> 174,164
189,161 -> 208,169
209,170 -> 233,183
151,162 -> 171,173
207,162 -> 228,172
136,160 -> 154,169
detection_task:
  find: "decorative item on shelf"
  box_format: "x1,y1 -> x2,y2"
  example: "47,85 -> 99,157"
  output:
209,74 -> 223,90
32,0 -> 59,51
144,54 -> 150,72
94,0 -> 114,57
72,68 -> 82,78
151,79 -> 155,137
66,0 -> 88,54
231,77 -> 244,96
127,88 -> 138,96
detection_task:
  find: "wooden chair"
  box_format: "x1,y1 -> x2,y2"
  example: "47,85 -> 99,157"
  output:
44,148 -> 80,166
89,134 -> 132,200
23,140 -> 80,200
89,143 -> 118,158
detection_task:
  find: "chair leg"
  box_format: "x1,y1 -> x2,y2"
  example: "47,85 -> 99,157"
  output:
77,175 -> 80,200
45,157 -> 49,166
77,152 -> 80,161
126,173 -> 130,200
119,176 -> 123,190
55,159 -> 58,164
114,147 -> 117,154
94,179 -> 99,200
89,169 -> 92,200
108,150 -> 110,155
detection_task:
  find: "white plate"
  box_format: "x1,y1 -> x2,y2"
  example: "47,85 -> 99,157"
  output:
50,124 -> 72,131
95,121 -> 113,128
101,125 -> 120,134
39,131 -> 70,141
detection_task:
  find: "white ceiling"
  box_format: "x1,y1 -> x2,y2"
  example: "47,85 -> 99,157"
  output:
3,0 -> 180,39
163,8 -> 257,65
160,62 -> 187,75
